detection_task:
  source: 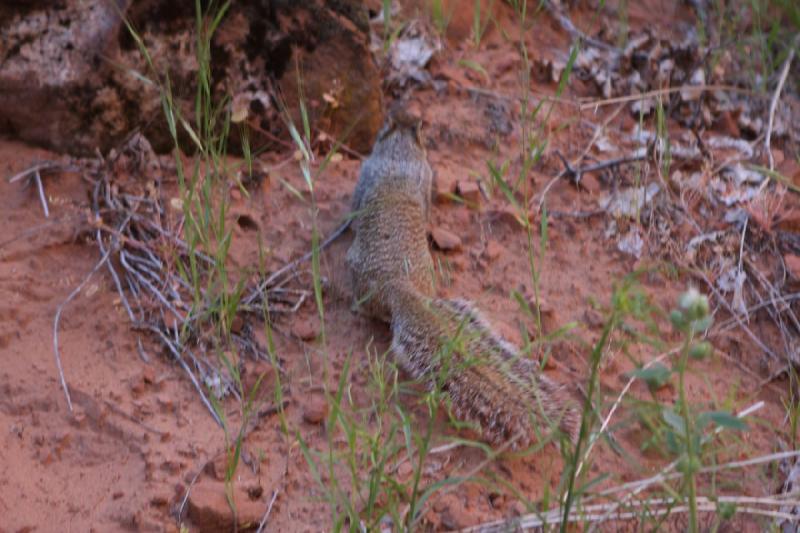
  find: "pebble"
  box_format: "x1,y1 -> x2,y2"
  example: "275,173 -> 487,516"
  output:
786,254 -> 800,279
581,173 -> 601,195
436,494 -> 471,530
141,366 -> 156,385
302,392 -> 329,425
187,480 -> 264,531
457,180 -> 481,205
230,315 -> 244,334
431,227 -> 462,251
291,315 -> 320,341
156,394 -> 174,411
484,240 -> 503,261
434,171 -> 459,203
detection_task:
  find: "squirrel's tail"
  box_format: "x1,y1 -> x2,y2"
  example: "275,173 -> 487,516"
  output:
387,281 -> 580,448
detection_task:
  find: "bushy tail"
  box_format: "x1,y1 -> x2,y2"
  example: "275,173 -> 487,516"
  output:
387,283 -> 579,448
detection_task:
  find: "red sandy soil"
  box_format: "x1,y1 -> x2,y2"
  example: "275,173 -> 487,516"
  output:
0,1 -> 794,532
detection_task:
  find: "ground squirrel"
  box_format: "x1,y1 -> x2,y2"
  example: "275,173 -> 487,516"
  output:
347,111 -> 579,447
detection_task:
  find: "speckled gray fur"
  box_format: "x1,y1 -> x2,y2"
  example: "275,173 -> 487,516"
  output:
346,111 -> 578,447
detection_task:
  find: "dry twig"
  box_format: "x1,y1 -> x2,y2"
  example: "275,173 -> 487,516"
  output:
764,34 -> 799,172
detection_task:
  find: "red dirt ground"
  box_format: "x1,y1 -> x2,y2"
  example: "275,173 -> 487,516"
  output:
1,1 -> 796,532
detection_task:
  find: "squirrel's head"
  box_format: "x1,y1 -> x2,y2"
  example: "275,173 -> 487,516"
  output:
373,108 -> 425,156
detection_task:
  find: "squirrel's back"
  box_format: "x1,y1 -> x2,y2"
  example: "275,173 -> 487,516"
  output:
346,178 -> 435,322
346,111 -> 434,322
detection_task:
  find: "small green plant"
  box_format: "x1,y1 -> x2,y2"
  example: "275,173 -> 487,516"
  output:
784,367 -> 800,450
428,0 -> 455,36
559,276 -> 650,531
297,345 -> 441,531
124,0 -> 280,524
654,96 -> 671,179
615,0 -> 630,48
637,288 -> 748,532
471,0 -> 495,47
699,1 -> 799,91
668,288 -> 714,532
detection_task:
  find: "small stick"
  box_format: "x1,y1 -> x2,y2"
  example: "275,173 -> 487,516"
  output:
584,401 -> 765,532
120,251 -> 183,319
7,162 -> 61,184
565,152 -> 649,179
549,209 -> 605,219
256,489 -> 280,533
136,337 -> 150,363
540,150 -> 648,208
177,468 -> 205,519
699,272 -> 779,360
764,35 -> 799,172
574,347 -> 679,480
53,246 -> 114,412
536,104 -> 627,210
148,326 -> 223,427
34,170 -> 50,218
579,84 -> 761,111
244,219 -> 351,306
96,228 -> 135,322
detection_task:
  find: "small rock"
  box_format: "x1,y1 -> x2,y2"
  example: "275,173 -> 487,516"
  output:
489,492 -> 505,509
70,414 -> 88,433
150,493 -> 170,507
247,484 -> 263,499
291,315 -> 320,341
772,148 -> 784,167
540,355 -> 557,371
156,394 -> 174,411
160,460 -> 181,475
302,392 -> 329,425
581,173 -> 601,195
230,315 -> 244,334
488,207 -> 525,229
785,254 -> 800,279
142,366 -> 156,385
716,110 -> 740,138
484,240 -> 503,261
397,461 -> 413,478
448,255 -> 468,272
583,309 -> 604,329
457,180 -> 481,205
130,379 -> 145,396
437,494 -> 471,530
778,157 -> 800,187
431,227 -> 462,251
510,500 -> 527,516
206,454 -> 229,482
187,480 -> 264,532
433,170 -> 459,203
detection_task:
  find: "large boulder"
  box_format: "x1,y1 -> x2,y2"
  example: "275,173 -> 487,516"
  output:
0,0 -> 383,156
